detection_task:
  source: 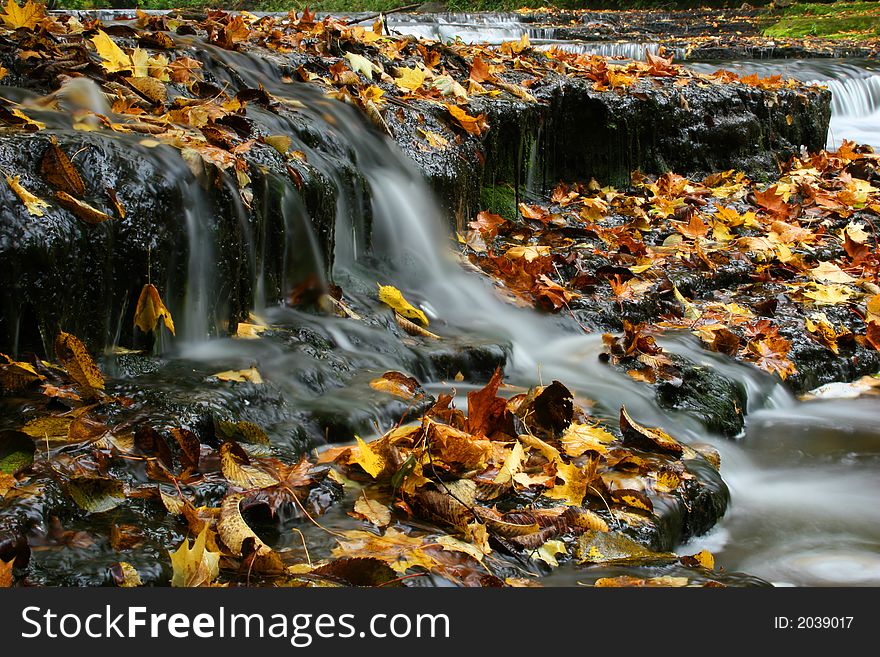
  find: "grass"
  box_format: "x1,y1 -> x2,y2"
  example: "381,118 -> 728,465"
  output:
764,2 -> 880,39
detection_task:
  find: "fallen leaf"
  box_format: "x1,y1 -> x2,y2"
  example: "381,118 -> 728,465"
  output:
351,495 -> 391,527
170,527 -> 221,587
445,104 -> 488,137
5,175 -> 48,216
378,284 -> 428,327
369,371 -> 422,400
351,436 -> 386,479
91,29 -> 132,73
619,406 -> 683,457
1,0 -> 44,30
40,137 -> 85,197
110,562 -> 143,587
63,476 -> 125,513
54,331 -> 104,399
212,367 -> 263,384
54,192 -> 112,224
218,492 -> 271,556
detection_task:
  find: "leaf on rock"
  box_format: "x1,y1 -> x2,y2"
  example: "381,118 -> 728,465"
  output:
55,191 -> 112,224
91,30 -> 132,73
6,175 -> 49,216
378,284 -> 429,327
54,332 -> 104,399
560,422 -> 615,457
351,436 -> 386,479
63,476 -> 125,513
394,66 -> 427,92
810,261 -> 856,285
134,283 -> 175,335
170,527 -> 221,587
41,137 -> 85,197
619,406 -> 683,458
212,366 -> 263,384
444,104 -> 488,137
344,52 -> 376,80
680,550 -> 715,570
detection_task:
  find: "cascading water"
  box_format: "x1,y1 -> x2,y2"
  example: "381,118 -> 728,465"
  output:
160,34 -> 880,586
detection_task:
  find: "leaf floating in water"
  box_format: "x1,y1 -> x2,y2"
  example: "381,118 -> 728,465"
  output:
110,561 -> 143,587
63,476 -> 125,513
134,283 -> 175,335
5,175 -> 49,216
169,527 -> 221,587
40,136 -> 85,197
377,284 -> 429,327
369,371 -> 423,400
594,575 -> 690,587
680,550 -> 715,570
212,366 -> 263,384
54,332 -> 104,400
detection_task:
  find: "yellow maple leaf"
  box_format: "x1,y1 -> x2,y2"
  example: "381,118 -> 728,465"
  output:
394,66 -> 427,92
212,367 -> 264,384
134,283 -> 175,335
377,284 -> 429,327
1,0 -> 45,30
560,422 -> 616,457
5,175 -> 48,217
169,527 -> 221,587
91,30 -> 132,73
802,283 -> 855,306
352,436 -> 385,478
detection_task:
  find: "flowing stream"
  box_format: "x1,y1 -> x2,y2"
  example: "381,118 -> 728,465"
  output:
12,13 -> 878,586
188,33 -> 880,585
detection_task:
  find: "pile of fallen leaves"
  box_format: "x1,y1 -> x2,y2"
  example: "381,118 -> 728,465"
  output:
1,332 -> 724,587
0,2 -> 815,220
464,140 -> 880,382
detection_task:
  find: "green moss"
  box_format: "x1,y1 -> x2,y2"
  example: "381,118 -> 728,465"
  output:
479,183 -> 517,219
764,2 -> 880,39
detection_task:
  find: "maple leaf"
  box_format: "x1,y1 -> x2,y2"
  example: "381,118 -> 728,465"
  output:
134,283 -> 175,335
351,436 -> 386,478
560,422 -> 615,457
1,0 -> 44,30
212,367 -> 264,384
746,336 -> 796,379
469,210 -> 507,238
394,66 -> 427,93
469,57 -> 493,83
169,527 -> 221,587
332,527 -> 437,574
91,30 -> 133,73
751,185 -> 789,216
5,175 -> 48,216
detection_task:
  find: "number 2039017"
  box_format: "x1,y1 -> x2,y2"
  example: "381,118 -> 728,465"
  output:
774,616 -> 853,629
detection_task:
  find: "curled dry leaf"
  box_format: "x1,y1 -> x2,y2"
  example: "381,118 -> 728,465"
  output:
619,406 -> 683,458
218,492 -> 272,557
134,283 -> 175,335
54,331 -> 104,400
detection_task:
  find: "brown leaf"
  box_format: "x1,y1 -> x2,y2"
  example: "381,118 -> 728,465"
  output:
134,283 -> 175,335
369,371 -> 423,401
0,557 -> 13,587
218,492 -> 272,556
41,137 -> 85,197
54,191 -> 112,224
619,406 -> 683,458
54,331 -> 104,400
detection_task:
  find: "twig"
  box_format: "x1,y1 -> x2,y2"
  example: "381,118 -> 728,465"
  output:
344,3 -> 422,26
